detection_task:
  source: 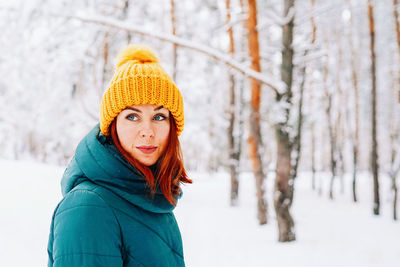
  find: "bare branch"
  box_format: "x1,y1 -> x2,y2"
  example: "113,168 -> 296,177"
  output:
62,14 -> 285,94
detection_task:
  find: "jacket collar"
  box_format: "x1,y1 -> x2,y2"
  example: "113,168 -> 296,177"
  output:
61,124 -> 177,213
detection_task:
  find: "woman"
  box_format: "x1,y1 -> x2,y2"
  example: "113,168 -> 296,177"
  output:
47,45 -> 192,266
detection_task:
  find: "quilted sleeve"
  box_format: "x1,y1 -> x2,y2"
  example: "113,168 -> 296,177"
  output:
48,189 -> 123,267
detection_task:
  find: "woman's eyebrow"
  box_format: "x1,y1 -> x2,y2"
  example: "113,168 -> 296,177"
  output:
125,107 -> 141,113
125,106 -> 164,113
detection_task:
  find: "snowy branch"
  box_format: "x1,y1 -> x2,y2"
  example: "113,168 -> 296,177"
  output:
257,7 -> 295,30
62,14 -> 285,94
295,3 -> 343,26
293,49 -> 327,66
215,13 -> 248,32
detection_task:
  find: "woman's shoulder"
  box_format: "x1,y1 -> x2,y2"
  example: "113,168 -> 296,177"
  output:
48,181 -> 124,266
54,181 -> 114,219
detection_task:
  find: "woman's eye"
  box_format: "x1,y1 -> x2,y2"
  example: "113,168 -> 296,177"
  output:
126,114 -> 138,121
154,114 -> 167,121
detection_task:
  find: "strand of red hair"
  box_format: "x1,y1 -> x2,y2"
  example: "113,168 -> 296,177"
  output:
110,115 -> 192,206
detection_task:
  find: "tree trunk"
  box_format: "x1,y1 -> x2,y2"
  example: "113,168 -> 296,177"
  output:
226,0 -> 240,206
390,139 -> 399,220
350,20 -> 360,203
310,0 -> 317,191
236,0 -> 246,189
335,30 -> 345,195
275,129 -> 295,241
290,48 -> 306,203
121,0 -> 132,42
391,0 -> 400,221
394,0 -> 400,103
101,31 -> 110,94
326,92 -> 336,200
368,0 -> 380,215
311,121 -> 316,190
274,0 -> 296,242
335,101 -> 345,195
394,174 -> 398,220
321,49 -> 337,200
170,0 -> 178,81
247,0 -> 267,224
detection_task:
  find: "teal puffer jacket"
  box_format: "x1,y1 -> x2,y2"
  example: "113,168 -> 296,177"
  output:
47,125 -> 185,266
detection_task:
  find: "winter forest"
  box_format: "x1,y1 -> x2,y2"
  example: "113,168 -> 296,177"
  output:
0,0 -> 399,266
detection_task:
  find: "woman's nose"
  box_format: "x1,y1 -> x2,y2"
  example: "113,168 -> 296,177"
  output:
140,125 -> 154,138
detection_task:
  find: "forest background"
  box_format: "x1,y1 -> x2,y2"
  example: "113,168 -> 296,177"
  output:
0,0 -> 399,266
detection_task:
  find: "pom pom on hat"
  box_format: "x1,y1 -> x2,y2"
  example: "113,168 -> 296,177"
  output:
116,45 -> 159,68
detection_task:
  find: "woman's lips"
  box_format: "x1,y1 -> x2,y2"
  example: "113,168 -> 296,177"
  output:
136,146 -> 157,154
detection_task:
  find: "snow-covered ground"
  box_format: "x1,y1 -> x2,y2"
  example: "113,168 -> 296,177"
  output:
0,159 -> 399,267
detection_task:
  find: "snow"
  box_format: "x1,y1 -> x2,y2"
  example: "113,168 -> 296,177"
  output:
0,160 -> 63,266
0,159 -> 399,267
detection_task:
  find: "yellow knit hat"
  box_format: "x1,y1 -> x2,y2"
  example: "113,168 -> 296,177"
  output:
99,45 -> 184,136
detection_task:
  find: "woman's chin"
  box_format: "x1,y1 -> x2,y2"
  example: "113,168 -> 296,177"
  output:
129,150 -> 159,166
135,157 -> 157,166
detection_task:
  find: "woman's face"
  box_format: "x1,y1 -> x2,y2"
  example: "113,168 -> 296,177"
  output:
116,104 -> 170,166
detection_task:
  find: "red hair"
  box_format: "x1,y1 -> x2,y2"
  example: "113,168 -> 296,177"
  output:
110,116 -> 192,206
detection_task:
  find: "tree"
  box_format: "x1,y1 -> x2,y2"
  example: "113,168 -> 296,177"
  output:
346,0 -> 360,202
309,0 -> 317,192
322,49 -> 338,200
247,0 -> 268,224
389,0 -> 400,220
170,0 -> 178,81
274,0 -> 296,242
367,0 -> 380,216
225,0 -> 241,206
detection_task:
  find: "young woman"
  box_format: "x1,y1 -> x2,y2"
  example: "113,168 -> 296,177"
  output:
47,45 -> 192,266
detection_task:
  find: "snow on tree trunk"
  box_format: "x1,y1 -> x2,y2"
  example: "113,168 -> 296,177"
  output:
247,0 -> 267,225
274,0 -> 296,242
367,0 -> 380,216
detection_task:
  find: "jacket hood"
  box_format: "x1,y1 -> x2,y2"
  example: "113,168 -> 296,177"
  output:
61,124 -> 179,213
